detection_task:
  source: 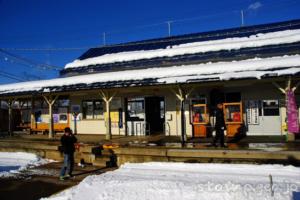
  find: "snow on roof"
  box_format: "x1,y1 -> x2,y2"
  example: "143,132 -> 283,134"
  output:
65,29 -> 300,69
0,54 -> 300,95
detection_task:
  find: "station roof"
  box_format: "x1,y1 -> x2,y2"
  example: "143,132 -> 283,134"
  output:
0,54 -> 299,97
61,19 -> 300,76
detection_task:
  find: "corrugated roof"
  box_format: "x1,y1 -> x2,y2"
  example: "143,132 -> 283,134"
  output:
78,19 -> 300,60
61,19 -> 300,77
0,54 -> 299,97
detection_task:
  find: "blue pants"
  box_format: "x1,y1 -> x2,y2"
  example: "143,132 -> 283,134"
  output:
60,153 -> 74,177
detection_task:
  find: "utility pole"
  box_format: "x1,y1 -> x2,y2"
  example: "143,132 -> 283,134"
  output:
167,21 -> 172,37
103,32 -> 106,46
241,10 -> 245,27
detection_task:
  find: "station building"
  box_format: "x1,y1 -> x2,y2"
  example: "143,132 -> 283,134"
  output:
1,19 -> 300,141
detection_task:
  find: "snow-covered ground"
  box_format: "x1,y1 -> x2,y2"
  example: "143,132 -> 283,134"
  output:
0,152 -> 51,177
43,162 -> 300,200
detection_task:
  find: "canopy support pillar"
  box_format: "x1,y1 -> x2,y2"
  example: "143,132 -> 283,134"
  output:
7,98 -> 16,137
43,95 -> 59,139
272,77 -> 300,141
100,90 -> 116,140
171,85 -> 194,146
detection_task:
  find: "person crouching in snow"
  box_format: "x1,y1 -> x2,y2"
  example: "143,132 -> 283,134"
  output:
60,127 -> 77,180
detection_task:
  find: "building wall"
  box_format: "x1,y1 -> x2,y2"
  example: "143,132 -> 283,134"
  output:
241,83 -> 285,135
68,94 -> 126,135
180,82 -> 287,137
26,80 -> 299,136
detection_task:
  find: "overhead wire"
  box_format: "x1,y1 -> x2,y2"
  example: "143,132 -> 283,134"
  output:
0,49 -> 62,71
0,69 -> 27,82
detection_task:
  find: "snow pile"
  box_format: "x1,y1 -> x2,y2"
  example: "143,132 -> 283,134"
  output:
65,29 -> 300,68
43,162 -> 300,200
0,152 -> 50,177
0,54 -> 300,95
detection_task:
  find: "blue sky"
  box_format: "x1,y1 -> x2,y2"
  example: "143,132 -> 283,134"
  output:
0,0 -> 300,84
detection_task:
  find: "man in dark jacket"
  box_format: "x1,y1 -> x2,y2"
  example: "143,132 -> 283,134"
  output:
212,103 -> 227,147
59,127 -> 77,180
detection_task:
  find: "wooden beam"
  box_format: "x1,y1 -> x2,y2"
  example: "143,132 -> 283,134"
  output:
286,76 -> 292,91
272,82 -> 286,94
292,81 -> 300,92
171,88 -> 184,101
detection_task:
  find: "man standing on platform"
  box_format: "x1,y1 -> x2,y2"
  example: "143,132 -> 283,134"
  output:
59,127 -> 77,180
212,103 -> 227,148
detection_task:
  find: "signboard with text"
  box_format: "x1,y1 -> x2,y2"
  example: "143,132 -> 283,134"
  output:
246,100 -> 259,125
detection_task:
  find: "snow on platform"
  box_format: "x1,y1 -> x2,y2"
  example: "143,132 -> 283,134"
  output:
0,152 -> 50,177
43,162 -> 300,200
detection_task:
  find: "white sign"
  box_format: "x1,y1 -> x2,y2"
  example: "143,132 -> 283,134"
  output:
246,100 -> 259,125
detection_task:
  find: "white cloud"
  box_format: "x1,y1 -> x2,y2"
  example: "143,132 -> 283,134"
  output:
248,1 -> 262,10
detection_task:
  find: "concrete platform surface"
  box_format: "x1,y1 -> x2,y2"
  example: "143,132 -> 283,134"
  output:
0,162 -> 116,200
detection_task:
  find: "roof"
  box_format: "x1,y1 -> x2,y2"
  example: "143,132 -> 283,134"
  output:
0,54 -> 300,97
61,19 -> 300,76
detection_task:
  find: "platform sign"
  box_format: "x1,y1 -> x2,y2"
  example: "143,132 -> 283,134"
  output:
246,100 -> 259,125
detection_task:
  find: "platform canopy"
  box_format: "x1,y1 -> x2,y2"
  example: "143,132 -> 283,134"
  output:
0,54 -> 300,97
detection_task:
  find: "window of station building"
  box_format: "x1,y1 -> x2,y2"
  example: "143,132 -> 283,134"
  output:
0,100 -> 8,109
160,100 -> 165,119
82,100 -> 104,120
53,99 -> 70,123
54,99 -> 69,109
18,100 -> 32,124
34,99 -> 48,109
224,103 -> 242,123
18,100 -> 32,109
261,100 -> 279,116
127,98 -> 145,120
191,105 -> 207,123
